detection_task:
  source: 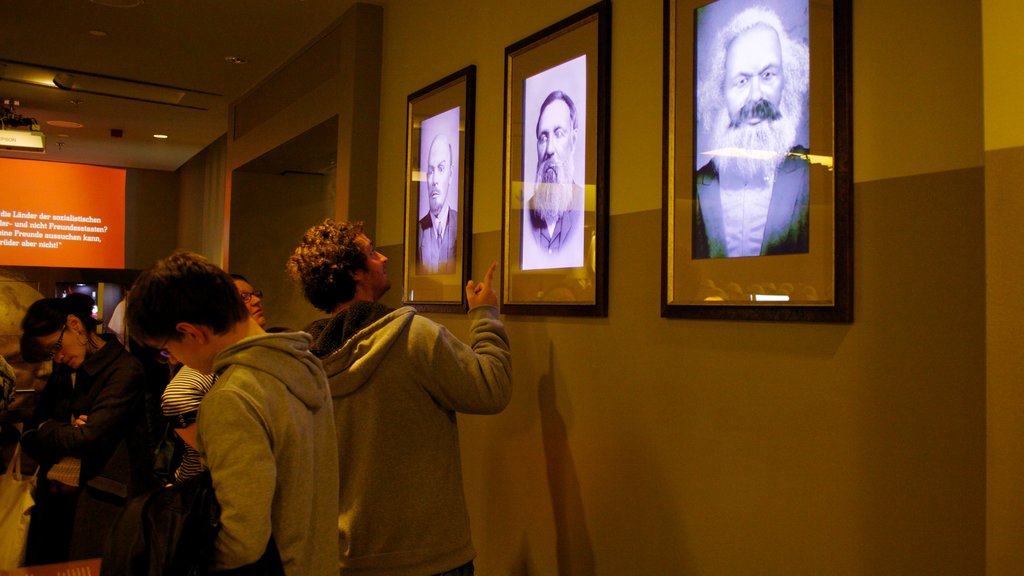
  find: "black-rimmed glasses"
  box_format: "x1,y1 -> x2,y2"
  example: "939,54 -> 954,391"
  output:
47,324 -> 67,360
240,289 -> 263,303
156,334 -> 173,359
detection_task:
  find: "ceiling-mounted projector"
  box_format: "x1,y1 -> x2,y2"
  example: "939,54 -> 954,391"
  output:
0,128 -> 45,153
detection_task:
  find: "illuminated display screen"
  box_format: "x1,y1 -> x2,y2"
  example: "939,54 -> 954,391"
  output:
0,157 -> 126,269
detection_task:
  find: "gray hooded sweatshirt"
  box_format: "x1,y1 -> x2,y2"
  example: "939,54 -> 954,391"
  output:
198,331 -> 339,575
312,304 -> 511,576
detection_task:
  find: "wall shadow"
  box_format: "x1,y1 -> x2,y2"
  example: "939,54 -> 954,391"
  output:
537,342 -> 596,576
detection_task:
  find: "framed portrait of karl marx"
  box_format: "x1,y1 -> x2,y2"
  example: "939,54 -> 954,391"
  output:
501,0 -> 610,317
403,66 -> 476,313
662,0 -> 852,322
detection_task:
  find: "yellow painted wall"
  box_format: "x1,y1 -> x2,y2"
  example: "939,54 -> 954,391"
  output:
852,0 -> 984,181
983,0 -> 1024,151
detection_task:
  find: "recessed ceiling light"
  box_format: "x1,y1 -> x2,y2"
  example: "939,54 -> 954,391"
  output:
89,30 -> 108,37
153,134 -> 169,139
224,56 -> 248,65
47,120 -> 84,128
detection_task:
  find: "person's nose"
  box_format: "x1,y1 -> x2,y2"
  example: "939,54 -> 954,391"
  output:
748,77 -> 763,101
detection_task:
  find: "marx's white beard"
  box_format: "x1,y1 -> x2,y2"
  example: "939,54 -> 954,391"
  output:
712,105 -> 798,184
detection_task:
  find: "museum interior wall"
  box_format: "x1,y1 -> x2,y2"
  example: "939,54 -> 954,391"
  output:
3,0 -> 1018,574
258,0 -> 987,574
368,0 -> 989,574
983,0 -> 1024,573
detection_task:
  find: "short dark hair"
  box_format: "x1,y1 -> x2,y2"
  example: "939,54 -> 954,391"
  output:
287,219 -> 367,313
20,293 -> 98,362
127,250 -> 249,345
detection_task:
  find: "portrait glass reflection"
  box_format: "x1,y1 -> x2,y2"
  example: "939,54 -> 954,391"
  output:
693,0 -> 810,260
416,106 -> 460,275
521,54 -> 587,271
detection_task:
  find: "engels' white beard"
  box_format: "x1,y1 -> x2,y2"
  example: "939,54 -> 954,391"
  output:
533,160 -> 574,225
712,109 -> 798,185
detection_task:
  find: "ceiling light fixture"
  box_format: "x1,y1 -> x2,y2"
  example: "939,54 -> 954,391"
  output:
153,134 -> 168,139
1,58 -> 216,110
54,72 -> 187,106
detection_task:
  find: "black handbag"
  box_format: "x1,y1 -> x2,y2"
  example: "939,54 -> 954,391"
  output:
102,470 -> 283,576
102,470 -> 220,576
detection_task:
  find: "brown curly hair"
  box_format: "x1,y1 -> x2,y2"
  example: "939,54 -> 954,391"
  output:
287,219 -> 369,313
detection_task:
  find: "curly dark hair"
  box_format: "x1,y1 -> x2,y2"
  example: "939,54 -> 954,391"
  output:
287,219 -> 368,313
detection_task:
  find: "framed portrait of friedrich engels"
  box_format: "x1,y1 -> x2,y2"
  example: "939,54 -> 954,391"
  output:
662,0 -> 852,322
403,66 -> 476,313
501,0 -> 610,317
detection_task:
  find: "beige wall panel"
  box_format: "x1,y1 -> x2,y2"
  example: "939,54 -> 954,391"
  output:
853,0 -> 984,180
983,0 -> 1024,150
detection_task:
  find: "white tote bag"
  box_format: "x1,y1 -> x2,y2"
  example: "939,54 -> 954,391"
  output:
0,443 -> 37,569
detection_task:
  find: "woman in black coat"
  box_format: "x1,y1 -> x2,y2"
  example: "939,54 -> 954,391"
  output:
19,293 -> 155,563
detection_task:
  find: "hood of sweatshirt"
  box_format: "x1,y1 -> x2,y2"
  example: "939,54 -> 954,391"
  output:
315,306 -> 416,399
212,331 -> 328,411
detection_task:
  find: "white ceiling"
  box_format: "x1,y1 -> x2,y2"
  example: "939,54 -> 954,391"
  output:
0,0 -> 360,172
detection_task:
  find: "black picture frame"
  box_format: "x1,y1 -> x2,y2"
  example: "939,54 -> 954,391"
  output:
501,0 -> 610,317
662,0 -> 852,322
402,65 -> 476,314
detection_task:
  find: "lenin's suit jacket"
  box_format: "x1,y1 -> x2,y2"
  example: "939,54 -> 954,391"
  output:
417,209 -> 458,274
693,146 -> 810,259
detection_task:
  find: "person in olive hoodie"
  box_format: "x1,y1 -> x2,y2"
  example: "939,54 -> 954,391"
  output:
288,219 -> 512,576
127,250 -> 338,575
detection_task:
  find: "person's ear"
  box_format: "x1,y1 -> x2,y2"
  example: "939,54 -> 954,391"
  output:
174,322 -> 208,344
66,314 -> 84,334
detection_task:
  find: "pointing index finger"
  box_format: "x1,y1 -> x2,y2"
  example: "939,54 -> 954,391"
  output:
482,261 -> 496,288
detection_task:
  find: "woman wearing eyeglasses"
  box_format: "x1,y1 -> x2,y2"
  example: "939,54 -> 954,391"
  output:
17,292 -> 154,565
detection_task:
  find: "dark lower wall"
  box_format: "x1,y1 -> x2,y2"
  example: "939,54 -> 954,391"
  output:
985,146 -> 1024,575
412,167 -> 985,575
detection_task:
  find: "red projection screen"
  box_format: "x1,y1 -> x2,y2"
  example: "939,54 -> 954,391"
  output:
0,158 -> 126,269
